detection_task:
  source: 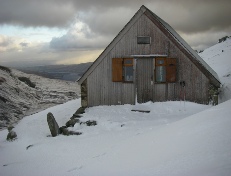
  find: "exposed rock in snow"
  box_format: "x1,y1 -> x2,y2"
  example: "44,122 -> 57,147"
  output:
6,130 -> 17,141
47,112 -> 60,137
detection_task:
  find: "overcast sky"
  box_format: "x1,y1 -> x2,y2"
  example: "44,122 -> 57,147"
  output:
0,0 -> 230,67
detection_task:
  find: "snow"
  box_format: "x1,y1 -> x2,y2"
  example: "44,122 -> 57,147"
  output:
199,38 -> 231,102
0,38 -> 231,175
1,98 -> 231,176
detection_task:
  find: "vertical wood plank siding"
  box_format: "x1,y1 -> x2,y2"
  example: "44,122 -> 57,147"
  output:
136,58 -> 153,103
86,13 -> 209,106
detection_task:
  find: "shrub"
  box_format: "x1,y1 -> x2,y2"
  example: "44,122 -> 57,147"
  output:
18,77 -> 36,88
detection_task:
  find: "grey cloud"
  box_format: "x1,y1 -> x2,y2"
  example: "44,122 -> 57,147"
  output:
0,35 -> 13,47
1,0 -> 231,52
20,42 -> 29,47
1,0 -> 230,34
1,42 -> 57,67
49,0 -> 231,51
49,22 -> 111,51
78,8 -> 134,36
0,0 -> 76,27
76,1 -> 231,37
163,1 -> 231,34
0,0 -> 137,27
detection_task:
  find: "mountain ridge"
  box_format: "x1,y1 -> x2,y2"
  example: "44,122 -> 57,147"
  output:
0,67 -> 80,129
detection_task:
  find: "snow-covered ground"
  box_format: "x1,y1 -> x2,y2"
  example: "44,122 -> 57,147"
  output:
0,99 -> 230,176
0,39 -> 231,175
199,38 -> 231,102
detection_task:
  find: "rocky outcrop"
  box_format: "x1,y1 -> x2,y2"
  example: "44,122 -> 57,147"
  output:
0,67 -> 79,129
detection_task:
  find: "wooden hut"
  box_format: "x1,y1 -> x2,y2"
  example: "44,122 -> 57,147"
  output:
78,5 -> 220,107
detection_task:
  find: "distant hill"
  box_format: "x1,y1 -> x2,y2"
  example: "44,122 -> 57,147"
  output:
0,66 -> 80,129
15,62 -> 92,81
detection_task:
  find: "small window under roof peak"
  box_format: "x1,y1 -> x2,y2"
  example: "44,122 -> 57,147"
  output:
137,36 -> 151,44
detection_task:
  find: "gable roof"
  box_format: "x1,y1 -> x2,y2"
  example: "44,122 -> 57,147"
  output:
78,5 -> 220,87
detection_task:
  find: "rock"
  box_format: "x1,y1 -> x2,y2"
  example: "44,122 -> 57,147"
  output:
7,125 -> 14,132
81,120 -> 97,126
75,107 -> 86,114
69,131 -> 82,135
66,119 -> 79,127
86,120 -> 97,126
71,114 -> 82,119
59,126 -> 66,133
6,130 -> 17,141
47,112 -> 60,137
62,128 -> 70,136
59,126 -> 82,136
59,126 -> 70,136
26,145 -> 33,150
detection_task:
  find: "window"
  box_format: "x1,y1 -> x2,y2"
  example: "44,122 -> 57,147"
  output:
155,58 -> 176,83
112,58 -> 134,82
137,36 -> 151,44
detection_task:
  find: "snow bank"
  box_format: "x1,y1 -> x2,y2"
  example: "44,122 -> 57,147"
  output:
200,38 -> 231,102
1,99 -> 230,176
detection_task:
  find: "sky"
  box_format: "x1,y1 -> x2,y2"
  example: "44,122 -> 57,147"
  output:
0,0 -> 231,67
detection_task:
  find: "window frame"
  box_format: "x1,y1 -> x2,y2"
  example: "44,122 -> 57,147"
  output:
123,58 -> 134,83
112,58 -> 134,83
154,58 -> 177,83
137,36 -> 151,44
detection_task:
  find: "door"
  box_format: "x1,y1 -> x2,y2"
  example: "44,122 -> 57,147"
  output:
136,58 -> 154,103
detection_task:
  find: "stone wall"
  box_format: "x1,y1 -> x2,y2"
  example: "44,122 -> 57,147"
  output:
81,79 -> 88,107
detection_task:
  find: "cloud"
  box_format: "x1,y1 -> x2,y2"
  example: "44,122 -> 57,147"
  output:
19,42 -> 29,47
180,30 -> 231,50
0,33 -> 102,67
49,20 -> 111,51
161,0 -> 231,34
0,35 -> 18,52
78,7 -> 134,36
1,0 -> 231,66
0,0 -> 76,27
0,0 -> 230,34
55,49 -> 103,65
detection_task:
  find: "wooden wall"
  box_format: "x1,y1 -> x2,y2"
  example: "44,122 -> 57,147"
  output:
86,13 -> 210,107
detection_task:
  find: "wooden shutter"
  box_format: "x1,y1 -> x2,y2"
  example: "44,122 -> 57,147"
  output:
166,58 -> 176,82
112,58 -> 123,82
